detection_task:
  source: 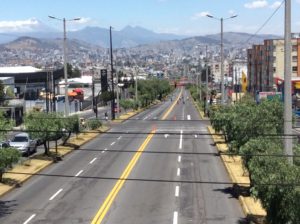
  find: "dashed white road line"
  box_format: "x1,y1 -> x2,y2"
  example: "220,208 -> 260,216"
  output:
75,170 -> 83,177
89,158 -> 97,164
178,155 -> 181,163
177,168 -> 181,176
175,186 -> 180,197
187,115 -> 191,120
118,136 -> 122,140
49,188 -> 63,201
101,151 -> 105,153
104,148 -> 108,151
179,130 -> 183,149
23,214 -> 36,224
195,135 -> 198,138
173,211 -> 178,224
111,142 -> 115,146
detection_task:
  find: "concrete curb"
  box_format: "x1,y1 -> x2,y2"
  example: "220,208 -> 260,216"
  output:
191,97 -> 209,120
0,160 -> 53,197
0,106 -> 148,198
207,126 -> 266,223
0,127 -> 113,198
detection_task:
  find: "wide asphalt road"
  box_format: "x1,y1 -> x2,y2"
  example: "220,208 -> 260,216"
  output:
0,87 -> 245,224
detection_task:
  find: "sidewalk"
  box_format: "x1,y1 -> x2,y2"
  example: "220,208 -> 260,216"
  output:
207,126 -> 266,223
0,108 -> 143,198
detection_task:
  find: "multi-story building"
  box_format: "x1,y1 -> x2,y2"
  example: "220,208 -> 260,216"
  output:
211,59 -> 230,83
247,36 -> 300,93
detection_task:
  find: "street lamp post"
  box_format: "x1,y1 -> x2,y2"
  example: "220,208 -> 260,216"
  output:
284,0 -> 293,164
48,16 -> 81,117
207,14 -> 237,104
110,26 -> 115,120
135,66 -> 138,103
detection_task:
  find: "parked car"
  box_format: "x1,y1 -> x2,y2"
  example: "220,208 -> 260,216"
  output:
9,133 -> 37,155
0,141 -> 9,149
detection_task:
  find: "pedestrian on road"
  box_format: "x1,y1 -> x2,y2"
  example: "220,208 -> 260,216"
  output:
104,112 -> 108,121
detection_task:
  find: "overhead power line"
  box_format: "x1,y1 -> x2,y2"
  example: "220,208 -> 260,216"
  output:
243,0 -> 285,45
4,171 -> 300,187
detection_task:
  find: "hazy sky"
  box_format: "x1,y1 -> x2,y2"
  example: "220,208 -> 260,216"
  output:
0,0 -> 299,35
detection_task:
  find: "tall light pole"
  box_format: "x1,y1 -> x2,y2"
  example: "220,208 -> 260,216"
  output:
135,66 -> 138,103
284,0 -> 293,164
48,16 -> 81,117
207,14 -> 237,104
205,45 -> 209,115
110,26 -> 115,120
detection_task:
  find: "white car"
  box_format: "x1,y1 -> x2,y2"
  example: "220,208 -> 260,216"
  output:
9,133 -> 37,155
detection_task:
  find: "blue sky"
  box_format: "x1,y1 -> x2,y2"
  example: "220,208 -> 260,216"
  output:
0,0 -> 299,36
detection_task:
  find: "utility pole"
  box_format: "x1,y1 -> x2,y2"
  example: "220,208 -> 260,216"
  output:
116,70 -> 120,118
110,26 -> 115,120
205,45 -> 209,115
62,18 -> 69,116
48,16 -> 81,116
284,0 -> 293,164
220,17 -> 224,104
235,66 -> 238,102
135,67 -> 138,103
207,14 -> 237,105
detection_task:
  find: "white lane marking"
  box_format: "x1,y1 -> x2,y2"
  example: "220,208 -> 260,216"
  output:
175,186 -> 180,197
101,151 -> 105,153
173,211 -> 178,224
177,168 -> 181,176
118,136 -> 122,140
105,148 -> 108,151
179,130 -> 183,149
164,134 -> 169,139
187,115 -> 191,120
49,188 -> 63,201
178,155 -> 181,163
23,214 -> 36,224
111,142 -> 115,146
195,135 -> 198,138
89,158 -> 97,164
75,170 -> 83,177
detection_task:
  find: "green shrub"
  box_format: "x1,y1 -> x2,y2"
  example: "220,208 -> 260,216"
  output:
86,119 -> 102,130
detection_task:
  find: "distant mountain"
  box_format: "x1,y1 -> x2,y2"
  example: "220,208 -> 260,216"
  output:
130,32 -> 282,53
205,32 -> 281,45
1,36 -> 103,52
69,26 -> 187,48
0,25 -> 187,48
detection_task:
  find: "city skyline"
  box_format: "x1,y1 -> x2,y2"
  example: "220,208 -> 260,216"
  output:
0,0 -> 299,36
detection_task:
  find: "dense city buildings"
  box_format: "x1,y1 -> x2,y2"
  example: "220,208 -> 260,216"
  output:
247,34 -> 300,94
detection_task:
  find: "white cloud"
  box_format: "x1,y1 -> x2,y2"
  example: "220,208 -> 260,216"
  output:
73,17 -> 92,24
0,18 -> 41,32
191,11 -> 210,20
244,0 -> 268,9
228,10 -> 236,16
270,1 -> 282,9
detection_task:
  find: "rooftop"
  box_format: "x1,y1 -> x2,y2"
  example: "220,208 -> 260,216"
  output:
0,66 -> 43,74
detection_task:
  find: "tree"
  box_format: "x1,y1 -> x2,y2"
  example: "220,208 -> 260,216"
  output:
0,148 -> 21,182
67,63 -> 81,78
210,95 -> 300,223
61,115 -> 80,145
25,112 -> 65,155
0,80 -> 5,105
119,99 -> 134,112
0,111 -> 13,141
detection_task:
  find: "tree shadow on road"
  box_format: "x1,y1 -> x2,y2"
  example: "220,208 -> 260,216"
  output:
213,184 -> 250,199
0,200 -> 17,219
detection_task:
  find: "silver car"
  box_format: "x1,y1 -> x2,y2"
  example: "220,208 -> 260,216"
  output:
9,133 -> 37,155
